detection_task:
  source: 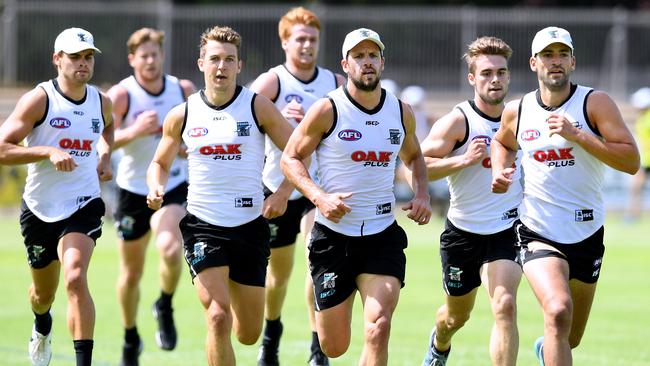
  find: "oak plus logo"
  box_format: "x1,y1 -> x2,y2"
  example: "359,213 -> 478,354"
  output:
351,150 -> 392,167
59,138 -> 93,157
531,147 -> 575,168
199,144 -> 242,161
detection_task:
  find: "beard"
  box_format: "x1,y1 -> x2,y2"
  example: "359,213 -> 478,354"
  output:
479,89 -> 507,105
351,75 -> 380,92
540,72 -> 570,91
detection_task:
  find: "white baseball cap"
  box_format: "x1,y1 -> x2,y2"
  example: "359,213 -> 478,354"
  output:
54,27 -> 101,54
341,28 -> 385,59
531,26 -> 572,56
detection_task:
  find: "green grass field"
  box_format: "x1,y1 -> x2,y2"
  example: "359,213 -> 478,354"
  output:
1,212 -> 649,365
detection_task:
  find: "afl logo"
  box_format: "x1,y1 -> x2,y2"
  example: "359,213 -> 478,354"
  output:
472,135 -> 491,145
338,129 -> 362,141
50,118 -> 71,129
521,129 -> 541,141
188,127 -> 208,137
285,94 -> 303,103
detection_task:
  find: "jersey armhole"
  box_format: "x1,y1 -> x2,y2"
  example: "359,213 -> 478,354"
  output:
270,72 -> 280,103
515,98 -> 524,142
583,89 -> 601,137
398,99 -> 406,133
322,97 -> 338,140
33,86 -> 49,128
180,101 -> 189,138
251,93 -> 264,134
452,106 -> 469,151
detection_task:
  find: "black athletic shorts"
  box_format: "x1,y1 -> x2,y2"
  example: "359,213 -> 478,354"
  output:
180,213 -> 270,286
309,220 -> 407,311
439,219 -> 519,296
20,198 -> 105,269
263,186 -> 315,248
515,220 -> 605,283
114,182 -> 187,240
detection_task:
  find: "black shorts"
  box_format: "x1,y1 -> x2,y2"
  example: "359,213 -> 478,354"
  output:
114,182 -> 187,240
264,186 -> 315,248
180,213 -> 270,286
308,221 -> 407,311
20,198 -> 105,269
439,219 -> 519,296
515,220 -> 605,283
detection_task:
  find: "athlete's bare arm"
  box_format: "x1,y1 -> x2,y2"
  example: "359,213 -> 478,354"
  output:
180,79 -> 197,99
398,102 -> 432,225
147,103 -> 184,210
491,100 -> 520,193
107,85 -> 160,149
551,91 -> 639,174
97,92 -> 114,181
281,98 -> 351,223
0,87 -> 77,171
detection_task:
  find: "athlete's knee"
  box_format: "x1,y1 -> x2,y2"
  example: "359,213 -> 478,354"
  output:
320,335 -> 350,358
234,324 -> 262,345
568,332 -> 584,349
205,304 -> 232,337
440,307 -> 471,331
543,298 -> 573,333
63,266 -> 88,295
29,285 -> 56,307
118,265 -> 144,288
364,314 -> 392,347
492,292 -> 517,322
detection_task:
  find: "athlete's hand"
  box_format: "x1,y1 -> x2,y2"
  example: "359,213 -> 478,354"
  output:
281,99 -> 305,123
263,191 -> 289,219
96,155 -> 113,182
49,147 -> 77,172
315,192 -> 352,223
402,194 -> 432,225
463,138 -> 488,167
133,110 -> 160,137
547,114 -> 579,141
147,185 -> 165,210
491,167 -> 515,194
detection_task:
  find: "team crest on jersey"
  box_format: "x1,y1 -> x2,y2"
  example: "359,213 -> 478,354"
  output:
236,122 -> 251,136
285,94 -> 303,103
472,135 -> 491,145
388,129 -> 402,145
521,129 -> 541,141
338,129 -> 362,141
91,119 -> 100,133
50,117 -> 71,129
188,127 -> 209,137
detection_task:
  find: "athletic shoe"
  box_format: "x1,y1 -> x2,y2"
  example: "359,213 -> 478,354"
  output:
308,349 -> 330,366
119,340 -> 143,366
422,329 -> 450,366
257,343 -> 280,366
28,325 -> 52,366
534,336 -> 545,366
152,299 -> 177,350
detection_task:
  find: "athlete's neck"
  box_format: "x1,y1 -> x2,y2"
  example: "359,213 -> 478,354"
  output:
284,61 -> 316,82
473,96 -> 504,119
134,74 -> 164,95
538,82 -> 571,108
55,75 -> 86,101
346,80 -> 381,110
204,84 -> 237,107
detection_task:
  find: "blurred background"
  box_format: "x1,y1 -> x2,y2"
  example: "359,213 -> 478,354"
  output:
1,0 -> 649,217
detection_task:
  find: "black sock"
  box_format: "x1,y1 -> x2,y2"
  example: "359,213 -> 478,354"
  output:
311,331 -> 322,353
262,317 -> 283,347
33,308 -> 52,336
158,291 -> 173,309
73,339 -> 93,366
124,326 -> 140,345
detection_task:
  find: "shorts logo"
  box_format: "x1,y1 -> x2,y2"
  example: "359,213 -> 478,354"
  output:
322,272 -> 337,289
447,266 -> 463,288
91,118 -> 101,133
574,209 -> 594,222
269,223 -> 278,241
521,129 -> 540,141
501,208 -> 519,220
236,122 -> 251,137
191,242 -> 207,265
235,197 -> 253,208
338,129 -> 362,141
119,215 -> 135,236
285,94 -> 303,103
50,117 -> 71,129
29,245 -> 46,261
376,202 -> 392,215
188,127 -> 208,137
388,129 -> 402,145
592,257 -> 602,277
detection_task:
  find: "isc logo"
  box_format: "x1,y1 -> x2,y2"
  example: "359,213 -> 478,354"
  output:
50,118 -> 71,129
338,129 -> 362,141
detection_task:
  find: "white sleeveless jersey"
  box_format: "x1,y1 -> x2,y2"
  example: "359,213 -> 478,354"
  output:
183,86 -> 265,227
116,75 -> 187,195
316,87 -> 404,236
446,101 -> 523,234
23,80 -> 105,222
263,65 -> 337,200
517,85 -> 604,243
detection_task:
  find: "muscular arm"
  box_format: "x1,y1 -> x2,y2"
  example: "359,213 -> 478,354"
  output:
108,84 -> 160,149
146,103 -> 185,210
491,100 -> 520,193
575,91 -> 639,174
398,102 -> 432,225
0,87 -> 77,171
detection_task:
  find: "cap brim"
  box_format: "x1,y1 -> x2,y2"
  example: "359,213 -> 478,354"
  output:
532,41 -> 572,56
57,44 -> 101,54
